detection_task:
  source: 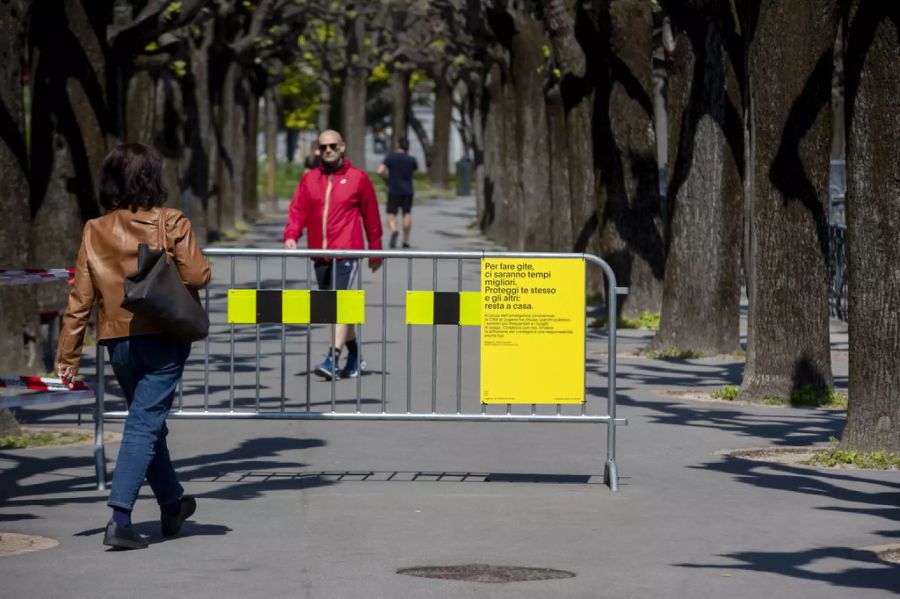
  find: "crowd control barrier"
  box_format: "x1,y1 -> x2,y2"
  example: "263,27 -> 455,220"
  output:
94,249 -> 628,491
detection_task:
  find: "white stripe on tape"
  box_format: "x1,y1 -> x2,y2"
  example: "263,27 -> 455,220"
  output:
0,390 -> 95,409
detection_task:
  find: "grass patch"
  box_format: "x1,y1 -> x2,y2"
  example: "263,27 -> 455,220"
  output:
0,429 -> 92,449
645,347 -> 703,359
710,385 -> 739,401
804,438 -> 900,469
589,311 -> 660,330
790,384 -> 848,408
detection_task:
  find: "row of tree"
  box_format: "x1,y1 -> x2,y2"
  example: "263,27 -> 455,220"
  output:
466,0 -> 897,453
0,1 -> 897,453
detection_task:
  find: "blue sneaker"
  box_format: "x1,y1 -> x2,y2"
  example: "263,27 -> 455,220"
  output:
340,353 -> 361,379
314,352 -> 340,380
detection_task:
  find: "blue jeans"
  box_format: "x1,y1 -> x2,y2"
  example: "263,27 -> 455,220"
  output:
106,334 -> 191,511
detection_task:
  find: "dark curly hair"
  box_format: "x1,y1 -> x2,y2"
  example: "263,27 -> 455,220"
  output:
99,143 -> 167,211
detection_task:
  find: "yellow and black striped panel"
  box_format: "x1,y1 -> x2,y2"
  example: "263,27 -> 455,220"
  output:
406,291 -> 481,326
228,289 -> 365,324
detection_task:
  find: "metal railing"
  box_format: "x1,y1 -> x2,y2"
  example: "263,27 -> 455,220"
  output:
93,249 -> 627,491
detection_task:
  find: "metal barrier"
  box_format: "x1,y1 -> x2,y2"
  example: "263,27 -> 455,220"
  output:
94,249 -> 627,491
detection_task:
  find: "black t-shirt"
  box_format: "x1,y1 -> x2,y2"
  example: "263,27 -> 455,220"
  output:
383,152 -> 418,195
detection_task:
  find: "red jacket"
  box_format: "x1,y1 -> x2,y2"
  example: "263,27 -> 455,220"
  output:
283,159 -> 383,255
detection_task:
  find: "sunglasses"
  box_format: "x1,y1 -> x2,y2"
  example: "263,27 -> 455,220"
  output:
318,143 -> 341,152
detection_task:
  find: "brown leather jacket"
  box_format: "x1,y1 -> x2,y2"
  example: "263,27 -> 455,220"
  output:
55,207 -> 211,373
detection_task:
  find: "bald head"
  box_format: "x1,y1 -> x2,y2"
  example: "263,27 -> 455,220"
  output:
317,129 -> 346,167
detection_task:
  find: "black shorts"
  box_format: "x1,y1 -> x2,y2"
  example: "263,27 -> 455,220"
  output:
387,193 -> 414,215
314,259 -> 359,290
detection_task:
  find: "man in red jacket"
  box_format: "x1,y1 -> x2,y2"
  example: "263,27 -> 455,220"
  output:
283,129 -> 383,380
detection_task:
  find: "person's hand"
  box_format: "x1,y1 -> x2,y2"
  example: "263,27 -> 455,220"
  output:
57,365 -> 78,387
284,239 -> 298,249
368,259 -> 382,273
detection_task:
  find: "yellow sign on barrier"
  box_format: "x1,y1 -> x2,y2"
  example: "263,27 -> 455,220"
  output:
480,259 -> 585,404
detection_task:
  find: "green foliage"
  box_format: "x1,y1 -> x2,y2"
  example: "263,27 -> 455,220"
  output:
645,347 -> 703,359
169,60 -> 187,78
710,385 -> 739,401
277,65 -> 320,130
369,62 -> 390,83
805,438 -> 900,469
163,1 -> 182,19
790,385 -> 848,408
144,41 -> 160,52
588,311 -> 660,330
0,430 -> 91,449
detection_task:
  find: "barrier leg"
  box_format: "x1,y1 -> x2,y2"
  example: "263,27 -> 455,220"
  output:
94,346 -> 107,491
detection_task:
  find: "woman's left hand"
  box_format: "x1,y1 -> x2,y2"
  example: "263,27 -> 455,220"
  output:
57,365 -> 78,387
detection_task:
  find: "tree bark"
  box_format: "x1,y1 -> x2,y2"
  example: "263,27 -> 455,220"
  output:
841,2 -> 900,453
593,0 -> 664,316
740,0 -> 837,402
651,0 -> 743,355
242,82 -> 260,221
390,69 -> 410,147
430,73 -> 453,191
341,66 -> 368,168
184,22 -> 216,242
215,59 -> 240,232
0,0 -> 38,433
317,76 -> 331,132
265,88 -> 278,212
29,0 -> 112,313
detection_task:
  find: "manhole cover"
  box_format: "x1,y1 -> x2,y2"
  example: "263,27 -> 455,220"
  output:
397,564 -> 575,583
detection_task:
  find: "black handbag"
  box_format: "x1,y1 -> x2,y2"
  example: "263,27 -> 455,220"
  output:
122,208 -> 209,342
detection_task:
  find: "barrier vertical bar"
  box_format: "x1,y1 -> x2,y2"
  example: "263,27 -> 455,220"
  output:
356,258 -> 362,412
431,259 -> 437,413
281,256 -> 286,412
330,257 -> 336,412
456,259 -> 462,414
406,258 -> 412,413
94,345 -> 107,491
204,285 -> 209,411
605,273 -> 620,491
381,259 -> 387,413
255,256 -> 261,412
306,257 -> 311,412
230,256 -> 235,412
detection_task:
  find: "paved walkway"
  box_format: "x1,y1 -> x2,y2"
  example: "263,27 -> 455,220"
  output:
0,194 -> 897,598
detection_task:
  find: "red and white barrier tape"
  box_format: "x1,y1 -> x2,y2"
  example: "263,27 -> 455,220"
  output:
0,269 -> 74,286
0,375 -> 89,392
0,390 -> 95,409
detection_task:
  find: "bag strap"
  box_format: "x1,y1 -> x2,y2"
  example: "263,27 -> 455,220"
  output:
157,207 -> 168,253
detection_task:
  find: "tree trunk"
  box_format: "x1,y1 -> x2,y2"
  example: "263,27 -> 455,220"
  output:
594,0 -> 664,316
841,2 -> 900,453
29,0 -> 112,312
341,66 -> 368,168
181,21 -> 215,242
125,70 -> 157,143
317,76 -> 331,132
390,69 -> 410,147
265,88 -> 278,212
242,84 -> 260,221
542,0 -> 593,256
740,0 -> 837,402
0,0 -> 37,434
408,109 -> 433,167
651,0 -> 743,355
430,73 -> 453,191
510,15 -> 552,250
216,59 -> 240,232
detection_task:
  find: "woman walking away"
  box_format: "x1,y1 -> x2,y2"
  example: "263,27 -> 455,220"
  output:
56,143 -> 211,550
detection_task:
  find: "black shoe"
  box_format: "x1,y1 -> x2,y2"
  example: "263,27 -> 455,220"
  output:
389,231 -> 398,248
103,521 -> 148,550
161,495 -> 196,537
402,242 -> 411,248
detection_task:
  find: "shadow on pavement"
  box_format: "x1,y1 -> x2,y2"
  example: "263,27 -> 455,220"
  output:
677,546 -> 900,594
616,395 -> 845,446
0,437 -> 330,518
